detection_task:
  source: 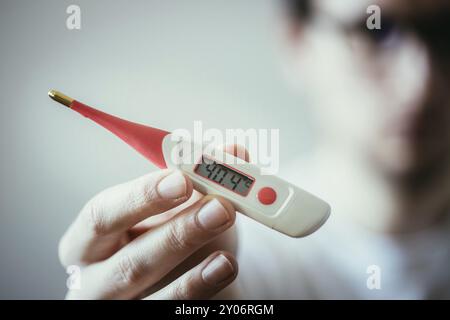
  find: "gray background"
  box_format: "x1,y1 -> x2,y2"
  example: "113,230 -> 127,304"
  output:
0,0 -> 310,298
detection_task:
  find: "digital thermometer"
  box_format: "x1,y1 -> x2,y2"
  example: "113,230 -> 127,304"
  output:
48,90 -> 330,237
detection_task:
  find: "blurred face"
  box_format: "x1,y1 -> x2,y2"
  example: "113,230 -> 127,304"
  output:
289,0 -> 450,179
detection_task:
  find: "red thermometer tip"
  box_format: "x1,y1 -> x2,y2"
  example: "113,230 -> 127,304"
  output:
48,90 -> 170,169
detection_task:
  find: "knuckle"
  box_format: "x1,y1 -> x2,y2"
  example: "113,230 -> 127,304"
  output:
171,281 -> 190,300
172,275 -> 205,300
126,179 -> 157,212
83,193 -> 108,237
113,253 -> 145,286
139,179 -> 159,204
165,218 -> 196,253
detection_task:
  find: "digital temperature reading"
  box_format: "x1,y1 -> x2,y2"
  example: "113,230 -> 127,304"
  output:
195,156 -> 254,196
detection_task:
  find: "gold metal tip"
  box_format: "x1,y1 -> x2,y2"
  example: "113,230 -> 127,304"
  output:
48,90 -> 74,107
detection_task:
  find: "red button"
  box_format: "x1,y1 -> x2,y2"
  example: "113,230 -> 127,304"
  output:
257,187 -> 277,205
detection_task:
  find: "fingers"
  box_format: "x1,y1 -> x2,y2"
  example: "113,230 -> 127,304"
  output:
126,144 -> 249,239
78,196 -> 236,299
59,169 -> 193,266
147,251 -> 238,300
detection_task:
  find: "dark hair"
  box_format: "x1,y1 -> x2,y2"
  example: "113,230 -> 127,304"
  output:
283,0 -> 312,20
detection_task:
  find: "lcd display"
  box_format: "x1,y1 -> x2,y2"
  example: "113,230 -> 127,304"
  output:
194,156 -> 254,196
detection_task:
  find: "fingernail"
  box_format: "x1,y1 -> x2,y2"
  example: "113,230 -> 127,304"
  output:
197,198 -> 230,230
157,171 -> 187,199
202,254 -> 235,286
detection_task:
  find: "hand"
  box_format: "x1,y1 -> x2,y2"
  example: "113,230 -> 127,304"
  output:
58,169 -> 238,299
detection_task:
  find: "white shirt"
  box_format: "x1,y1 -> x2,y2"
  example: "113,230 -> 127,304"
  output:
222,157 -> 450,299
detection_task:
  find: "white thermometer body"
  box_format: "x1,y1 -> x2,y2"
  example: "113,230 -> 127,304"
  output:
47,90 -> 331,238
162,135 -> 330,238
